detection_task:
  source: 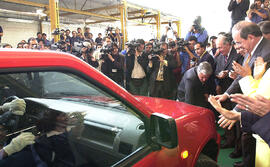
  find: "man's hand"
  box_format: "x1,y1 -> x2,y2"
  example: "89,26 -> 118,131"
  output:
3,132 -> 35,156
107,54 -> 115,62
1,99 -> 26,115
232,61 -> 251,77
216,70 -> 229,79
208,95 -> 241,120
230,94 -> 270,117
229,70 -> 238,80
218,115 -> 237,130
213,93 -> 229,102
254,57 -> 267,80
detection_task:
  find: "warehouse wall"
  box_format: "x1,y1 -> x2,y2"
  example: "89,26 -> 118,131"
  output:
0,17 -> 161,47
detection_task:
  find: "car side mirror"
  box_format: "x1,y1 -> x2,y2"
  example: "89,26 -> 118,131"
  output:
150,113 -> 178,149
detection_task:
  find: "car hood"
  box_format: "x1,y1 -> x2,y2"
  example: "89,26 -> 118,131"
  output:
135,96 -> 209,119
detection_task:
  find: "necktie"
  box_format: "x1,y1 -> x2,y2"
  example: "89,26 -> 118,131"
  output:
244,53 -> 252,66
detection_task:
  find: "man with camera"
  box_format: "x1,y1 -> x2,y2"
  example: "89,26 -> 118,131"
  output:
168,41 -> 182,85
228,0 -> 250,31
80,42 -> 98,68
101,43 -> 124,87
248,0 -> 268,24
125,39 -> 148,96
148,42 -> 177,99
185,16 -> 208,45
180,36 -> 198,75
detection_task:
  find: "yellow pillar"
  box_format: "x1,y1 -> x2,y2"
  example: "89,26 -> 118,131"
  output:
121,0 -> 128,48
155,11 -> 161,40
49,0 -> 60,42
176,20 -> 181,38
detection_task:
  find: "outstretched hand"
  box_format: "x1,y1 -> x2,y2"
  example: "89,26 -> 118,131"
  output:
230,94 -> 270,117
254,57 -> 267,80
232,61 -> 251,77
208,95 -> 241,120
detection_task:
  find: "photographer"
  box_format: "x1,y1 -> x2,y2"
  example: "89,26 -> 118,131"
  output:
248,0 -> 268,24
80,42 -> 98,68
101,43 -> 124,87
160,25 -> 175,42
180,36 -> 198,74
168,41 -> 182,84
143,43 -> 153,56
228,0 -> 250,31
126,39 -> 149,96
148,42 -> 177,100
185,16 -> 208,45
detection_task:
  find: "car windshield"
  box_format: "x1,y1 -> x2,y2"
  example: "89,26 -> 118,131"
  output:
0,70 -> 146,167
3,72 -> 103,98
0,71 -> 129,112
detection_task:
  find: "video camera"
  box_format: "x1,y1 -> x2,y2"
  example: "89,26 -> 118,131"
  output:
152,40 -> 164,55
125,40 -> 140,55
52,28 -> 60,35
71,41 -> 93,57
51,40 -> 67,52
176,38 -> 189,52
100,44 -> 113,60
250,3 -> 258,10
192,16 -> 204,33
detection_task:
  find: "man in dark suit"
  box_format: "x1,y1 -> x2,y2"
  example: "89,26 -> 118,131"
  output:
148,42 -> 177,99
125,39 -> 149,96
215,21 -> 270,167
194,42 -> 216,95
177,61 -> 213,108
215,33 -> 244,155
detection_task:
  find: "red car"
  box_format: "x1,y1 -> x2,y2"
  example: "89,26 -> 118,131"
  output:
0,50 -> 219,167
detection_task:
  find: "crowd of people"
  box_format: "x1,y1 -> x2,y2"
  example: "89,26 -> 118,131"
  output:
0,0 -> 270,166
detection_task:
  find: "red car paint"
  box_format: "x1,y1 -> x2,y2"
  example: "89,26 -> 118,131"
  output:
0,49 -> 220,167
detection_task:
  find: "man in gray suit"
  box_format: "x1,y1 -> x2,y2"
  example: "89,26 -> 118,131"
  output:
215,21 -> 270,167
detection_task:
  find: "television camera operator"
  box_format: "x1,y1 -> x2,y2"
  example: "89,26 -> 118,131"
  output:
168,41 -> 182,84
185,16 -> 209,45
79,41 -> 99,68
248,0 -> 268,24
101,43 -> 124,87
125,39 -> 149,96
179,36 -> 198,75
148,42 -> 177,99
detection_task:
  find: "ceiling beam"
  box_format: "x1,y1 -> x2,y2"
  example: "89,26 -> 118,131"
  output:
85,15 -> 157,24
2,0 -> 120,21
60,4 -> 122,16
109,9 -> 145,17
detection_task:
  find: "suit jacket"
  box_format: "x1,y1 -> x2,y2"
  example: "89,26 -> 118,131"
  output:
125,52 -> 149,82
241,111 -> 270,147
226,38 -> 270,95
197,52 -> 217,94
196,52 -> 216,71
177,67 -> 210,108
215,47 -> 244,93
148,53 -> 177,97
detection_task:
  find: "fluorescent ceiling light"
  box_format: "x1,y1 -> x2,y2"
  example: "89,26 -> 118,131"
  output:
7,18 -> 34,23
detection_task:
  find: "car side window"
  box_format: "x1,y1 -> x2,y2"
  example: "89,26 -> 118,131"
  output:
0,71 -> 146,167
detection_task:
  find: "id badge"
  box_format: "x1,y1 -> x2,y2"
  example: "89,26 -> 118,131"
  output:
112,69 -> 117,73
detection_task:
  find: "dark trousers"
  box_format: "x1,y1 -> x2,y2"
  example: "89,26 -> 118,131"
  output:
150,81 -> 167,99
129,78 -> 148,96
223,99 -> 236,145
242,132 -> 256,167
233,122 -> 242,154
